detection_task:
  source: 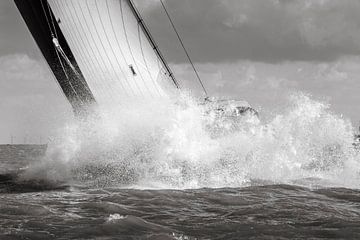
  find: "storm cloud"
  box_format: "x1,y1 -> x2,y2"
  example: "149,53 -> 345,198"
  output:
138,0 -> 360,63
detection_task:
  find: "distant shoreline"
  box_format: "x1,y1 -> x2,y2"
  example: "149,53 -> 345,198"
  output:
0,144 -> 47,146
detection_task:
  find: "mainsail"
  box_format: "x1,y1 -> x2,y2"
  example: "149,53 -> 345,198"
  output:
14,0 -> 180,114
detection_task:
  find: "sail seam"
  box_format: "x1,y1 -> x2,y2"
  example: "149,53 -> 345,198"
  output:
119,0 -> 155,98
94,0 -> 136,97
72,0 -> 121,101
63,0 -> 111,100
85,0 -> 130,97
106,0 -> 144,97
54,0 -> 112,101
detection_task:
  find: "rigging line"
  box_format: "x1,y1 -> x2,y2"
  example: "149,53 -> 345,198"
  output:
119,0 -> 154,98
52,33 -> 83,104
50,1 -> 92,97
75,1 -> 120,103
106,0 -> 142,97
46,0 -> 58,38
40,0 -> 53,36
85,0 -> 130,97
44,0 -> 88,103
63,0 -> 114,100
34,29 -> 68,102
127,0 -> 180,89
54,41 -> 84,105
137,24 -> 162,97
94,0 -> 135,97
55,45 -> 82,103
159,0 -> 208,96
40,0 -> 82,104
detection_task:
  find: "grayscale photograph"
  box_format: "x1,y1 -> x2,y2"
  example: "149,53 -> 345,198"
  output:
1,0 -> 360,239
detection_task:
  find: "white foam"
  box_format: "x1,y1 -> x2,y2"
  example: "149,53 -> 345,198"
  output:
106,214 -> 127,222
21,92 -> 360,189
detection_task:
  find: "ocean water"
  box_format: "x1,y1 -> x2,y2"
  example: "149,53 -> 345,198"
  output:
1,184 -> 360,239
1,93 -> 360,239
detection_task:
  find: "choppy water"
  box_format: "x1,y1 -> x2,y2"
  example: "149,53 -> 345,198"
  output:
1,182 -> 360,239
1,93 -> 360,239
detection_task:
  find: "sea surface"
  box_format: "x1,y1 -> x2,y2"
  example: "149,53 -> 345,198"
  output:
1,180 -> 360,239
1,94 -> 360,239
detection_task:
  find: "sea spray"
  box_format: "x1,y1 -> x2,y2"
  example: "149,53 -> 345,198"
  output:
20,92 -> 360,189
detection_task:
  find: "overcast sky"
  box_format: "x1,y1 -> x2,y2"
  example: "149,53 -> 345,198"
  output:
1,0 -> 360,143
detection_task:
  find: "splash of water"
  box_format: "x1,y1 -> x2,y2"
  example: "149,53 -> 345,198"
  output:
21,92 -> 360,189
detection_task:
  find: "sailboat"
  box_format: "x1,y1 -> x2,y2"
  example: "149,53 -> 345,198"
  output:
14,0 -> 257,119
10,0 -> 259,182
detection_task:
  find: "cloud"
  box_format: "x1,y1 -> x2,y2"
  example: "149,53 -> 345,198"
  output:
315,63 -> 349,82
223,14 -> 249,28
0,54 -> 72,143
139,0 -> 360,63
0,0 -> 39,57
0,54 -> 48,94
171,56 -> 360,122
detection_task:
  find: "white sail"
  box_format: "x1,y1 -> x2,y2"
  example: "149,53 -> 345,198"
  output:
47,0 -> 175,106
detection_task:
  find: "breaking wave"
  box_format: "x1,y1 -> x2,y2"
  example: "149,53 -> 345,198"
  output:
20,92 -> 360,189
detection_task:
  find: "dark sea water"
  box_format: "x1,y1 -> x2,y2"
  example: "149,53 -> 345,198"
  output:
1,179 -> 360,240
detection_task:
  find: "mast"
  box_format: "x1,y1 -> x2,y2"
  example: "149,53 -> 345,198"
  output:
14,0 -> 96,115
126,0 -> 180,89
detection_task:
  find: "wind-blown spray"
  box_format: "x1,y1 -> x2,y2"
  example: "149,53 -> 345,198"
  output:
21,92 -> 360,189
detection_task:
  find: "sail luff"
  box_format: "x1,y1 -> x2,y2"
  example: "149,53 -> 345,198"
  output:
14,0 -> 96,115
50,0 -> 109,101
50,0 -> 133,102
94,0 -> 136,97
53,1 -> 105,98
42,0 -> 98,103
52,0 -> 110,101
